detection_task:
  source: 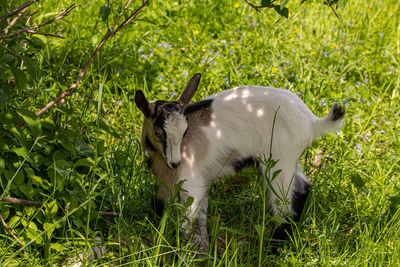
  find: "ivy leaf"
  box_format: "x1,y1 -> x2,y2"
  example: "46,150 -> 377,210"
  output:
17,109 -> 42,137
100,5 -> 111,23
274,5 -> 289,18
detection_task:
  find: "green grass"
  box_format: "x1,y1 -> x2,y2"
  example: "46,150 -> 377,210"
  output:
1,0 -> 400,265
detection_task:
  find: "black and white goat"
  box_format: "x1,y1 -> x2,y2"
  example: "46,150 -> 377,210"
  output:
134,74 -> 345,251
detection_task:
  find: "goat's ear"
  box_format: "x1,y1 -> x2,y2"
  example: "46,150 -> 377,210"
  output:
135,90 -> 153,118
179,73 -> 201,105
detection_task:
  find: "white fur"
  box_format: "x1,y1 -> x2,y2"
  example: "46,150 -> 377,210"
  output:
141,85 -> 344,251
164,112 -> 187,169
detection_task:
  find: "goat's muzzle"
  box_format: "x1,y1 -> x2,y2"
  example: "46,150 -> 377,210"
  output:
168,161 -> 181,170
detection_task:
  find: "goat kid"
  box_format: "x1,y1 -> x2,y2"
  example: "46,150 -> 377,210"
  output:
134,73 -> 345,251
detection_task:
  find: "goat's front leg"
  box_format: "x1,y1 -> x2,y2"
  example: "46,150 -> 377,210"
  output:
181,180 -> 209,252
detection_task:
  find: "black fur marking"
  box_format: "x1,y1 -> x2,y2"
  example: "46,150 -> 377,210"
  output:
152,195 -> 165,217
233,156 -> 260,172
331,103 -> 345,121
153,100 -> 167,116
184,99 -> 214,116
291,183 -> 312,222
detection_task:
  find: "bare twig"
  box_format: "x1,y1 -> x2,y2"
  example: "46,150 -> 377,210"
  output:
1,6 -> 29,34
1,197 -> 42,207
27,30 -> 65,39
326,0 -> 339,19
244,0 -> 273,13
37,0 -> 149,115
0,4 -> 76,41
0,0 -> 149,138
98,211 -> 122,218
0,0 -> 39,24
0,213 -> 29,258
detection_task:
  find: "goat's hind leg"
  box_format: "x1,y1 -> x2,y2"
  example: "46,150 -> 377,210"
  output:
291,167 -> 312,222
272,166 -> 312,243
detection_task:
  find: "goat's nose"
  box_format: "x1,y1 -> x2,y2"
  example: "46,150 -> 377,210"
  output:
170,161 -> 181,169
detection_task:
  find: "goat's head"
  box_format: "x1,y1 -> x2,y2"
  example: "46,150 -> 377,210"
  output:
135,74 -> 201,170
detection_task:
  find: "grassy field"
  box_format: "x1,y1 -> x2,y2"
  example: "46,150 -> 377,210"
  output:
1,0 -> 399,265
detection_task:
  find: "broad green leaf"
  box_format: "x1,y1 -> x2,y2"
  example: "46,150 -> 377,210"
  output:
44,222 -> 55,239
74,158 -> 94,168
17,109 -> 42,137
274,5 -> 289,18
261,0 -> 272,7
1,206 -> 10,220
50,242 -> 64,252
41,117 -> 56,130
59,138 -> 75,155
47,159 -> 71,192
19,181 -> 35,198
31,152 -> 50,166
100,5 -> 111,22
13,169 -> 25,185
337,0 -> 348,9
28,36 -> 45,49
22,56 -> 39,80
23,206 -> 35,217
0,138 -> 9,150
280,0 -> 289,7
11,67 -> 28,91
8,216 -> 20,228
45,200 -> 58,218
10,146 -> 30,161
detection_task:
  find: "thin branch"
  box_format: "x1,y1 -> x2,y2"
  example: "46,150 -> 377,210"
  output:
244,0 -> 274,13
0,4 -> 76,41
326,0 -> 339,19
36,0 -> 149,116
1,6 -> 29,34
0,213 -> 29,258
0,0 -> 149,137
0,0 -> 39,23
1,197 -> 42,207
27,30 -> 65,39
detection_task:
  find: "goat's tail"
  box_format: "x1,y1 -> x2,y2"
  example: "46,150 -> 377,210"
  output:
313,103 -> 345,138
